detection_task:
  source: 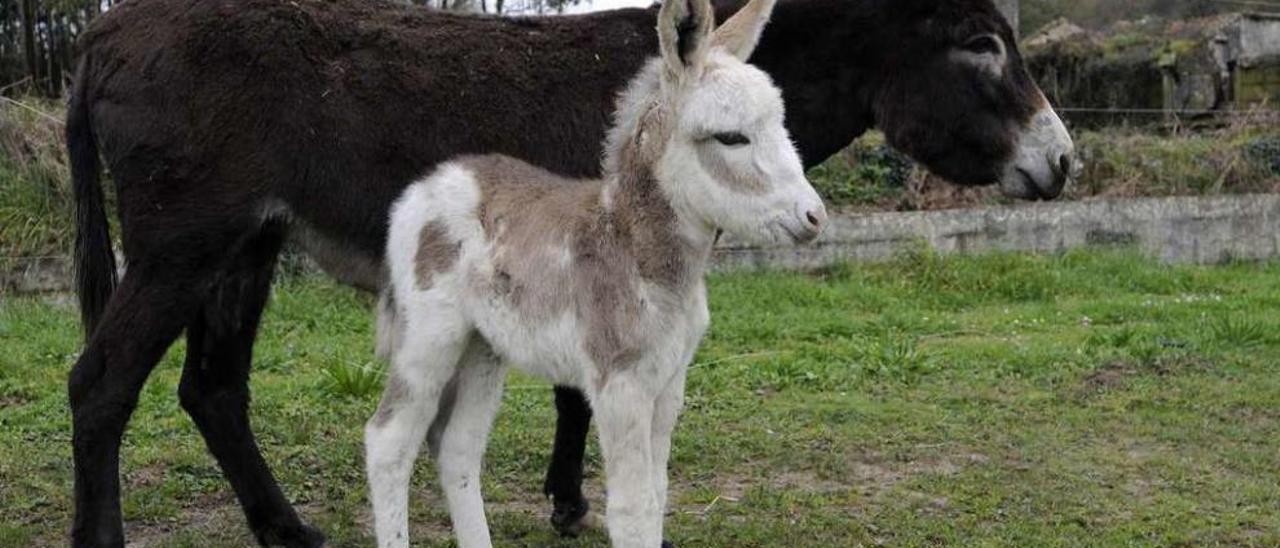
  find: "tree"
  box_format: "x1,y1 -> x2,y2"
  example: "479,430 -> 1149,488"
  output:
20,0 -> 39,87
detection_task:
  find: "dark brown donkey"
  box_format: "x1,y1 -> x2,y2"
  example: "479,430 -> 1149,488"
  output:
66,0 -> 1074,545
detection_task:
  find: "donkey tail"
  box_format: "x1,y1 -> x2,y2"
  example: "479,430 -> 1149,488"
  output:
67,56 -> 117,340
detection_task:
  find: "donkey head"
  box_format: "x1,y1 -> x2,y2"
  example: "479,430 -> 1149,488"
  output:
628,0 -> 826,245
871,0 -> 1077,200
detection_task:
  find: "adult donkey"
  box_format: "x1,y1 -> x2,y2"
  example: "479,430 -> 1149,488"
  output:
66,0 -> 1073,545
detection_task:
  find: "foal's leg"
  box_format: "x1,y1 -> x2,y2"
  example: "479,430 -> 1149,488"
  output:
545,386 -> 594,536
649,369 -> 687,524
178,220 -> 323,547
593,375 -> 662,548
365,302 -> 471,548
433,338 -> 507,548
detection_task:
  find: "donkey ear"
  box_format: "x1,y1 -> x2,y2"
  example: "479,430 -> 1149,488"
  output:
658,0 -> 715,75
708,0 -> 777,61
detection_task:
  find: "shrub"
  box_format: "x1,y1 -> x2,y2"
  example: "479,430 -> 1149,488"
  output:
808,132 -> 915,208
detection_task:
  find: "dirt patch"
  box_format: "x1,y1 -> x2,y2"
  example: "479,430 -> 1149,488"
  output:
666,450 -> 991,520
124,465 -> 167,490
0,394 -> 30,409
123,492 -> 243,548
1081,354 -> 1214,394
1082,361 -> 1136,391
102,451 -> 992,543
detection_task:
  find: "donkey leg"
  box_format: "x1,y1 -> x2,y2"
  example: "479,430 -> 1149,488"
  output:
545,386 -> 593,536
177,221 -> 323,547
593,376 -> 662,548
365,304 -> 471,548
433,338 -> 506,548
69,263 -> 211,546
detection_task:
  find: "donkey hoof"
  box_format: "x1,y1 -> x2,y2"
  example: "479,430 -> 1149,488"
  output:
662,541 -> 677,548
549,498 -> 591,537
254,522 -> 326,547
70,527 -> 124,548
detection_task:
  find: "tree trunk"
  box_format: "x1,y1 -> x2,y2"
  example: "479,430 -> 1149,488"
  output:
44,11 -> 58,95
20,0 -> 39,86
52,13 -> 66,96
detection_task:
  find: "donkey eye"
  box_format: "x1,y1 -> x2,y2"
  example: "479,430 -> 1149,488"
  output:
713,132 -> 751,146
963,35 -> 1002,55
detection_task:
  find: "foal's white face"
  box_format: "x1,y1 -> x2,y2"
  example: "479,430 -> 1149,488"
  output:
650,0 -> 826,245
660,54 -> 825,245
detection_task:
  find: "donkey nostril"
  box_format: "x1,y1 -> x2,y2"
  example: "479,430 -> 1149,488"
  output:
1058,152 -> 1075,178
806,211 -> 821,227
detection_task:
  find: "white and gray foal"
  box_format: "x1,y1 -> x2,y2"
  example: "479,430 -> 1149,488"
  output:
365,0 -> 825,545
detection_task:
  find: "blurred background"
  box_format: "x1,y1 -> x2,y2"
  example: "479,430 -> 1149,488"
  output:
2,0 -> 1280,279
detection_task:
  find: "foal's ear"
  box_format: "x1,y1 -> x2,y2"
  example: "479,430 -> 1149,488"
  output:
658,0 -> 714,77
708,0 -> 777,61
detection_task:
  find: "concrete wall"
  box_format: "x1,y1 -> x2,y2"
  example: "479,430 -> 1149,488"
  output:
1235,13 -> 1280,68
7,194 -> 1280,293
714,194 -> 1280,271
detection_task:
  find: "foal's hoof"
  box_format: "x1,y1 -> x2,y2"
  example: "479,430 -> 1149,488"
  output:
549,497 -> 591,537
254,521 -> 326,547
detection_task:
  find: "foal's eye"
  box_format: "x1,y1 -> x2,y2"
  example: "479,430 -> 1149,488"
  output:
713,132 -> 751,146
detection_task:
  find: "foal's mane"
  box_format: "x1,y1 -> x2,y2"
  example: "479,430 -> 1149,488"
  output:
601,59 -> 666,184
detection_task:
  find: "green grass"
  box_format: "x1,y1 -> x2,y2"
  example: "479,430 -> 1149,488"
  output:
2,249 -> 1279,546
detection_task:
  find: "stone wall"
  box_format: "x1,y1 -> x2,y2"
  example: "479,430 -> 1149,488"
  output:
8,195 -> 1280,293
1025,12 -> 1280,124
714,194 -> 1280,271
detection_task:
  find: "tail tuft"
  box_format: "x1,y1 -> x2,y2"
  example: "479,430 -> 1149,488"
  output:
67,57 -> 117,339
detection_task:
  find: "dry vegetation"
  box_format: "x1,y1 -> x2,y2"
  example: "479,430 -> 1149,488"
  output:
1073,122 -> 1280,199
0,95 -> 74,262
1021,0 -> 1230,34
811,121 -> 1280,214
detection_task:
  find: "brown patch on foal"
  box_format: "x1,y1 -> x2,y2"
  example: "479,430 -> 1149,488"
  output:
415,220 -> 461,290
372,373 -> 410,427
458,152 -> 704,375
696,144 -> 768,194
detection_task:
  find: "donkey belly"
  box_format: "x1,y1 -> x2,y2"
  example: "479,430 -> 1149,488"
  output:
463,283 -> 712,391
469,304 -> 595,389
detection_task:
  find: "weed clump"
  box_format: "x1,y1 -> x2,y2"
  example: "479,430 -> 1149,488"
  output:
0,96 -> 79,261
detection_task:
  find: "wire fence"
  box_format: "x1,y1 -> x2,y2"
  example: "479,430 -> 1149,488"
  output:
1207,0 -> 1280,10
1054,107 -> 1280,115
2,255 -> 71,261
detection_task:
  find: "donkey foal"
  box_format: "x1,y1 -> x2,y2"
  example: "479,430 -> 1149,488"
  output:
365,0 -> 824,545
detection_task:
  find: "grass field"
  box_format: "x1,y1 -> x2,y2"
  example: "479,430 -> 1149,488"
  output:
2,248 -> 1279,546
